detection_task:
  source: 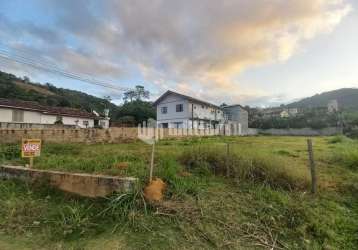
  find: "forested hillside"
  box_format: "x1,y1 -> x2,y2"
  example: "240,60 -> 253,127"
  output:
0,70 -> 118,117
287,88 -> 358,110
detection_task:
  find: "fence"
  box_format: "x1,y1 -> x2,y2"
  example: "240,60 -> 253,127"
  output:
247,127 -> 342,136
0,128 -> 138,144
0,124 -> 244,144
0,126 -> 341,144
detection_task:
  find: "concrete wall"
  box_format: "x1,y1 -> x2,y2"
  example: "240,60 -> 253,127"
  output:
0,127 -> 139,144
0,125 -> 249,144
248,127 -> 342,136
0,165 -> 137,197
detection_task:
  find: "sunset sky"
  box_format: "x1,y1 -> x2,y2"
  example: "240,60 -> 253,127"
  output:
0,0 -> 357,107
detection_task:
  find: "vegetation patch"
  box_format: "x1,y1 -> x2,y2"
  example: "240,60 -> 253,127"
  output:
179,145 -> 309,190
1,136 -> 358,249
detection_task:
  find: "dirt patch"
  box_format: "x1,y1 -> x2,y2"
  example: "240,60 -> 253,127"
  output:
13,80 -> 55,96
143,178 -> 166,202
114,162 -> 129,170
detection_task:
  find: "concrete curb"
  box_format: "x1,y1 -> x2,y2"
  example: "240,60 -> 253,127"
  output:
0,165 -> 138,197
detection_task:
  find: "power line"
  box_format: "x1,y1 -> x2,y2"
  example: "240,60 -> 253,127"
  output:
0,45 -> 130,92
0,50 -> 128,91
0,45 -> 126,88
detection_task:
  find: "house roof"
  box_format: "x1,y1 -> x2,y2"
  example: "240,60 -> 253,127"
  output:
153,90 -> 221,108
0,98 -> 98,119
221,104 -> 247,111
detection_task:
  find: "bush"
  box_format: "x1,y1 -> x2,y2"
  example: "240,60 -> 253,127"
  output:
0,144 -> 21,161
179,146 -> 309,190
328,135 -> 352,144
332,146 -> 358,170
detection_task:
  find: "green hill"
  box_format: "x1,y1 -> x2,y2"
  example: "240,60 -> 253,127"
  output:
287,88 -> 358,110
0,70 -> 119,118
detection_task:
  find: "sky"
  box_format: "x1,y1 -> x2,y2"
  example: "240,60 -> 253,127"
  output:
0,0 -> 357,107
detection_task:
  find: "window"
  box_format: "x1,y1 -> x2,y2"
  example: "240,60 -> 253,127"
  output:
176,104 -> 183,112
174,122 -> 183,128
54,116 -> 63,125
161,106 -> 168,114
83,120 -> 89,128
12,110 -> 24,122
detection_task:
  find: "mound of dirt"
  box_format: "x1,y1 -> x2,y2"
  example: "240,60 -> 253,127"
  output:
144,178 -> 166,202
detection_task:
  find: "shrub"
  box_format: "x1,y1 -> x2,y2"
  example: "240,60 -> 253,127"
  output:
0,144 -> 21,161
156,156 -> 202,197
332,147 -> 358,170
328,135 -> 352,144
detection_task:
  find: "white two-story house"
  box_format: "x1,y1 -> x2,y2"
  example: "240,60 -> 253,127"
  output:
153,91 -> 248,133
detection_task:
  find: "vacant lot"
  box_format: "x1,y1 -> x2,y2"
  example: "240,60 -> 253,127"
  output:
0,136 -> 357,249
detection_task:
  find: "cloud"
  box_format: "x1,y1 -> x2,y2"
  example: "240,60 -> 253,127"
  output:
0,0 -> 352,105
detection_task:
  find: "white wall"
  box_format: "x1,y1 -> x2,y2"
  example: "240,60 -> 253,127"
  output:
24,110 -> 41,123
0,107 -> 95,128
157,93 -> 189,122
0,108 -> 12,122
0,108 -> 42,123
99,119 -> 110,129
40,114 -> 57,124
189,102 -> 224,122
155,93 -> 226,129
62,116 -> 94,128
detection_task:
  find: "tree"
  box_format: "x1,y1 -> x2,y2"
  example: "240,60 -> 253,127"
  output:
23,76 -> 30,83
123,85 -> 150,103
134,85 -> 149,101
115,100 -> 156,124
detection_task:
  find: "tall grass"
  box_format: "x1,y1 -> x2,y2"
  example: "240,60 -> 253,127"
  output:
327,136 -> 358,170
179,145 -> 309,190
0,179 -> 149,240
332,145 -> 358,170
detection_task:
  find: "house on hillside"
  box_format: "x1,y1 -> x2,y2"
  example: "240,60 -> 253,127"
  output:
0,99 -> 109,129
327,99 -> 339,113
262,107 -> 298,118
153,90 -> 248,133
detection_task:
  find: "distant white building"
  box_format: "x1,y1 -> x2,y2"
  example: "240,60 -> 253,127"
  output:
262,107 -> 299,118
0,98 -> 109,129
153,91 -> 248,133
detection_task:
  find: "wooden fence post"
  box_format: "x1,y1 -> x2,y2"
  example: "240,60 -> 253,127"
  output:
149,141 -> 155,182
226,143 -> 230,177
307,139 -> 317,194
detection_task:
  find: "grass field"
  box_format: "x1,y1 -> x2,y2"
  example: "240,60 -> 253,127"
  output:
0,136 -> 358,249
